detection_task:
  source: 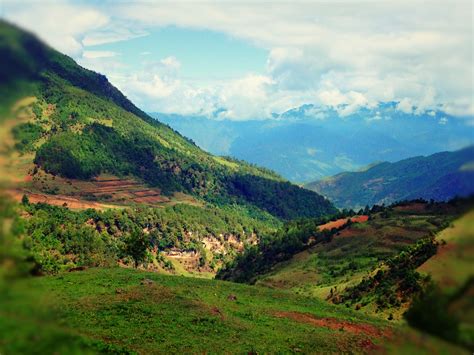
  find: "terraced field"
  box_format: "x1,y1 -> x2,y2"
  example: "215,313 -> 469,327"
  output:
7,173 -> 202,210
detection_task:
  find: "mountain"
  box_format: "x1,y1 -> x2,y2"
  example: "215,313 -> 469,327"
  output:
0,20 -> 335,221
305,146 -> 474,209
153,103 -> 473,183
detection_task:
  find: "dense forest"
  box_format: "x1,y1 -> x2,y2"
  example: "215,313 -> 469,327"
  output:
2,195 -> 280,274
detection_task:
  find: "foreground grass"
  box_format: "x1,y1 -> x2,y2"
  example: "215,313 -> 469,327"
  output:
0,267 -> 466,354
418,210 -> 474,292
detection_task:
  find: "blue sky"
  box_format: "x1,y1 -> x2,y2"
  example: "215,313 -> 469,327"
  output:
87,26 -> 268,81
2,0 -> 473,120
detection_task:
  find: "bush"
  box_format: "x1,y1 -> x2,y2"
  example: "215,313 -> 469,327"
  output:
12,122 -> 44,152
404,283 -> 459,343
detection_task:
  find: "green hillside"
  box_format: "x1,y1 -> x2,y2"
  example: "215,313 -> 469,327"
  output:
2,267 -> 466,354
0,20 -> 335,221
218,199 -> 474,348
305,147 -> 474,209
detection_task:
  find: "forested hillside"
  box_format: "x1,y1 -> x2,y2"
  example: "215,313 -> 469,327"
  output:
0,20 -> 335,221
305,147 -> 474,209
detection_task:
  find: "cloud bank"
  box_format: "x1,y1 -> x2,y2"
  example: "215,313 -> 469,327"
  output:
2,0 -> 473,119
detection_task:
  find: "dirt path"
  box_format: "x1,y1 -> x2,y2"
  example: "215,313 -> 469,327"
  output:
273,310 -> 390,338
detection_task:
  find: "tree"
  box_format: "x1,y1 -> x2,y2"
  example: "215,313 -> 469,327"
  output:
21,194 -> 29,205
124,231 -> 149,268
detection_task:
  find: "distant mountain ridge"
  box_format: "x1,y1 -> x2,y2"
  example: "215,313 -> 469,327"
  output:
153,103 -> 473,182
305,146 -> 474,209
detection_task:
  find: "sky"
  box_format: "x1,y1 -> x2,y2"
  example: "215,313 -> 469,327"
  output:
1,0 -> 473,120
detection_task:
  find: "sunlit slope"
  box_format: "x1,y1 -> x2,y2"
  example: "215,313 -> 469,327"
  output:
0,20 -> 335,220
1,267 -> 466,354
418,211 -> 474,291
256,203 -> 455,299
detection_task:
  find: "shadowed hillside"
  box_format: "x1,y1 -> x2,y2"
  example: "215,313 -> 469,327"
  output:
305,147 -> 474,209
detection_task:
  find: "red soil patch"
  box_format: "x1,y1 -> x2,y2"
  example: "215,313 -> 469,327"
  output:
318,215 -> 368,231
7,190 -> 115,210
273,311 -> 390,338
134,196 -> 168,204
352,215 -> 369,223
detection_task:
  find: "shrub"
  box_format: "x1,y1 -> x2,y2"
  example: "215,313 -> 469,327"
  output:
404,283 -> 459,343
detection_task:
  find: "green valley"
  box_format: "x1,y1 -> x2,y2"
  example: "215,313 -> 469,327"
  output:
0,16 -> 473,355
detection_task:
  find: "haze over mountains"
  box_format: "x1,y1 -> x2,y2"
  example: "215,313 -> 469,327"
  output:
154,104 -> 473,183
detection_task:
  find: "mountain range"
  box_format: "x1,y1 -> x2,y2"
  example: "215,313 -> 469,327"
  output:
154,104 -> 473,182
305,146 -> 474,209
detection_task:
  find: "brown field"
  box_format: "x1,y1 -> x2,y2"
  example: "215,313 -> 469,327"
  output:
318,215 -> 368,231
8,172 -> 201,210
6,189 -> 118,210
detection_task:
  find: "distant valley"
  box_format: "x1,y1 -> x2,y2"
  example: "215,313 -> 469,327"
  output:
153,104 -> 473,183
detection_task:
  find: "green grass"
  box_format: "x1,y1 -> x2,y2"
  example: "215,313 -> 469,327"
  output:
1,267 -> 467,354
1,267 -> 391,354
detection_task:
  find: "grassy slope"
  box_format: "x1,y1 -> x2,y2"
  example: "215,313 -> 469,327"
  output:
417,211 -> 474,345
0,267 -> 465,354
257,205 -> 452,301
418,210 -> 474,292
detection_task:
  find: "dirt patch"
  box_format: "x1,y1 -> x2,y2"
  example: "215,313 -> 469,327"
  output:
318,215 -> 368,232
6,189 -> 118,210
272,311 -> 390,338
352,215 -> 369,223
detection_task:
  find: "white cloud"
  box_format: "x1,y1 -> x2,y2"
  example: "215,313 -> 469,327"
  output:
160,56 -> 181,71
397,98 -> 414,114
82,26 -> 148,46
439,117 -> 448,125
2,0 -> 472,118
2,0 -> 109,57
